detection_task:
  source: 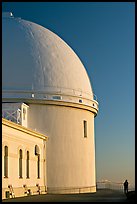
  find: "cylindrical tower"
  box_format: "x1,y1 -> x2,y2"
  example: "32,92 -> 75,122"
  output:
2,12 -> 99,194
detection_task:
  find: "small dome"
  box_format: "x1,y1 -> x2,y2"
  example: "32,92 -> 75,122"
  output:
2,13 -> 93,101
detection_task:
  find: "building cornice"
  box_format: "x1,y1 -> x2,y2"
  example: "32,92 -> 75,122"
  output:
2,118 -> 48,140
2,98 -> 98,117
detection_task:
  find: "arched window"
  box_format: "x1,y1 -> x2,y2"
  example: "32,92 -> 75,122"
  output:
19,149 -> 23,178
26,151 -> 29,178
4,146 -> 8,178
35,145 -> 40,179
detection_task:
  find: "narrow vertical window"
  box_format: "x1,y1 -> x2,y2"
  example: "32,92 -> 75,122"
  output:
4,146 -> 8,177
83,120 -> 87,138
37,155 -> 40,179
35,145 -> 40,179
26,151 -> 29,178
19,149 -> 23,178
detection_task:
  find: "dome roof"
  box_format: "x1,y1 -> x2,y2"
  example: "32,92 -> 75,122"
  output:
2,13 -> 94,101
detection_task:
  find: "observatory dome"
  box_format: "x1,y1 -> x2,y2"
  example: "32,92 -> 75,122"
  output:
2,13 -> 98,196
2,12 -> 94,102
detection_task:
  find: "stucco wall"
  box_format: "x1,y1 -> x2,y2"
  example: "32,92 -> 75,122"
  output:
2,120 -> 47,199
28,103 -> 96,193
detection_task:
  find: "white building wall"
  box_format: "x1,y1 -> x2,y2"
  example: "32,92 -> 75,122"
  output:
28,102 -> 96,193
21,103 -> 29,128
2,121 -> 47,199
2,12 -> 99,197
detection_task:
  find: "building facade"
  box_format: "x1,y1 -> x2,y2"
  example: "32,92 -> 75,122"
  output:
2,12 -> 99,197
2,118 -> 48,199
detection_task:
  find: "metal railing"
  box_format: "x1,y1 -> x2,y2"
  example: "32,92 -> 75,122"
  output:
2,87 -> 98,101
2,109 -> 21,124
96,181 -> 135,191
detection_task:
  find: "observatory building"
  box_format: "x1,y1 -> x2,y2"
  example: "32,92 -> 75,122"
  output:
2,12 -> 99,199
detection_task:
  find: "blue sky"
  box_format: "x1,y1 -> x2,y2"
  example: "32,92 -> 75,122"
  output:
2,2 -> 135,187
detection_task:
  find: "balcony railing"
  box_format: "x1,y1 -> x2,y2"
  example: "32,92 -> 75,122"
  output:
2,109 -> 21,124
96,181 -> 135,191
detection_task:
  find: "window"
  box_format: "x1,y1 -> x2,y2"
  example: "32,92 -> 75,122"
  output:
83,120 -> 87,138
35,145 -> 40,179
79,99 -> 82,103
37,155 -> 40,179
4,146 -> 8,177
26,151 -> 29,178
35,145 -> 40,155
52,95 -> 62,100
19,149 -> 23,178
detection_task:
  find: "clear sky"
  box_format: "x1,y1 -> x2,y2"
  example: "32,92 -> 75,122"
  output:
2,2 -> 135,188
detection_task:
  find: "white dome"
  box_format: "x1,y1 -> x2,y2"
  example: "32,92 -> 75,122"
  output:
2,13 -> 94,101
